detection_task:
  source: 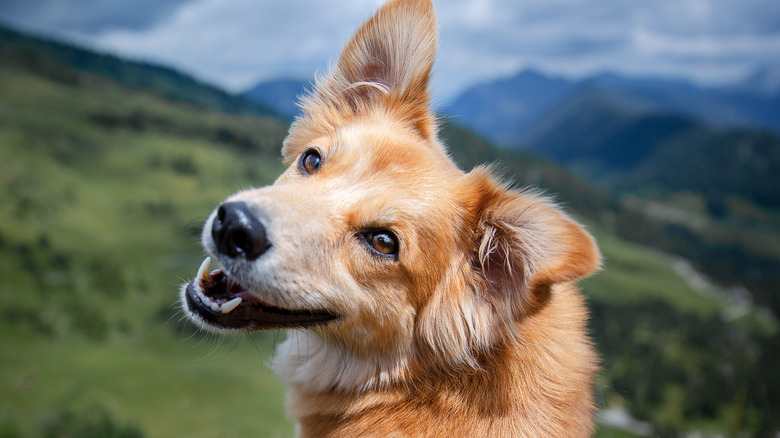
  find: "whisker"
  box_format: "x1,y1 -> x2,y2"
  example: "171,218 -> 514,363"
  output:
194,333 -> 224,361
207,335 -> 242,363
192,331 -> 212,349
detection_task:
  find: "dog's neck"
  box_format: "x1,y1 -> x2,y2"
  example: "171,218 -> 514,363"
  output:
273,329 -> 515,428
272,285 -> 597,437
273,330 -> 412,394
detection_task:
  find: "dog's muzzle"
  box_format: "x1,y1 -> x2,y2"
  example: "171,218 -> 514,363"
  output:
180,202 -> 337,332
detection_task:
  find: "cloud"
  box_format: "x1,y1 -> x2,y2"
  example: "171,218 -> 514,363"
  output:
435,0 -> 780,97
2,0 -> 778,101
0,0 -> 194,33
63,0 -> 382,92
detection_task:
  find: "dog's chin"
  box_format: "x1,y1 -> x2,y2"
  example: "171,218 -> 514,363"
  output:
181,257 -> 338,333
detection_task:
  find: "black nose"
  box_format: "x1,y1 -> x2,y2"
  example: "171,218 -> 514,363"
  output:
211,202 -> 270,260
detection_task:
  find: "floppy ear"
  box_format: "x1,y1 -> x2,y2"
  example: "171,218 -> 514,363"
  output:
472,171 -> 602,322
416,169 -> 600,369
292,0 -> 437,141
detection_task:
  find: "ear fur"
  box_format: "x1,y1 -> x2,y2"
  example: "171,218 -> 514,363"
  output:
336,0 -> 436,103
416,168 -> 601,370
285,0 -> 438,151
471,169 -> 602,322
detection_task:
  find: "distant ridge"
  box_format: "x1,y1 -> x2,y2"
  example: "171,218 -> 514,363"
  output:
242,78 -> 312,120
0,24 -> 281,119
521,85 -> 780,209
444,68 -> 780,144
733,63 -> 780,96
442,70 -> 573,145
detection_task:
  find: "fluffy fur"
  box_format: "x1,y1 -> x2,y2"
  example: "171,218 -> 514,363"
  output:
185,0 -> 601,436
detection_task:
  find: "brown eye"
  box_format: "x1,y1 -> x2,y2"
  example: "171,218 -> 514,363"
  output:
300,149 -> 322,174
363,231 -> 398,258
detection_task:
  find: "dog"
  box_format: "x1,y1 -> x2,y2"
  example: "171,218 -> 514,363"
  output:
180,0 -> 601,435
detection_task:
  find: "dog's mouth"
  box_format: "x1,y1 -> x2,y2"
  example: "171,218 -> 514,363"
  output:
183,257 -> 338,332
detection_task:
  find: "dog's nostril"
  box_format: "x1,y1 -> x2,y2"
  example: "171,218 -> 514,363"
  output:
211,201 -> 270,260
217,204 -> 228,222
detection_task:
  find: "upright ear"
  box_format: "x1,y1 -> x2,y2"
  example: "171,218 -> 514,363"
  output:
471,170 -> 602,321
295,0 -> 437,140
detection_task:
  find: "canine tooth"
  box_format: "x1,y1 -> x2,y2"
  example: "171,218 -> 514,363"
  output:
197,257 -> 212,281
220,297 -> 242,314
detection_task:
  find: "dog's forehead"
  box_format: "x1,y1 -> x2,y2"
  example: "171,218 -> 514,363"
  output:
274,119 -> 471,231
327,121 -> 457,178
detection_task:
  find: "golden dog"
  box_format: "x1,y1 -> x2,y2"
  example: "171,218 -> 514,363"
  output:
181,0 -> 601,435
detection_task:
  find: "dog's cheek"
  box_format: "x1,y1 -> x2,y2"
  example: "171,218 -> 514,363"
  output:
330,250 -> 417,352
319,280 -> 416,359
415,270 -> 496,369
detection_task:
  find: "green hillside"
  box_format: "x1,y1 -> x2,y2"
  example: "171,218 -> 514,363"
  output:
522,87 -> 780,211
0,48 -> 295,437
1,27 -> 778,437
0,25 -> 280,119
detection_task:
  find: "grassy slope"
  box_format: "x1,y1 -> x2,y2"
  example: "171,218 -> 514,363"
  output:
1,334 -> 292,437
0,25 -> 280,119
0,54 -> 775,436
0,59 -> 295,436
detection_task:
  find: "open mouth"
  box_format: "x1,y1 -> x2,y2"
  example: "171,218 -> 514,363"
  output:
183,257 -> 337,332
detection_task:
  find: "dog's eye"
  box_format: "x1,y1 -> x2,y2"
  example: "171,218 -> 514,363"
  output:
363,231 -> 398,258
300,149 -> 322,175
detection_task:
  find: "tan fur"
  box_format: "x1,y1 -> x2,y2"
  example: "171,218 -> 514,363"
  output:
189,0 -> 601,435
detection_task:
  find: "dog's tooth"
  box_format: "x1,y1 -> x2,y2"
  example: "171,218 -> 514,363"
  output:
220,297 -> 242,314
192,281 -> 205,301
209,301 -> 221,312
197,257 -> 212,282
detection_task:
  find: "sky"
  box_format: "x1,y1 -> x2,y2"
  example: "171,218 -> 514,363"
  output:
2,0 -> 779,103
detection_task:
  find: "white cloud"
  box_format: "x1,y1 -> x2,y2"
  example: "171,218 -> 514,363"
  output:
434,0 -> 780,97
3,0 -> 778,101
68,0 -> 382,91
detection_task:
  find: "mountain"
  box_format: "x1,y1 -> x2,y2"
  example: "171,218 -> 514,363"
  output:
519,85 -> 780,211
444,68 -> 780,213
443,70 -> 574,144
0,24 -> 279,118
732,63 -> 780,97
520,86 -> 663,168
627,127 -> 780,208
241,78 -> 312,119
444,68 -> 780,143
583,72 -> 780,135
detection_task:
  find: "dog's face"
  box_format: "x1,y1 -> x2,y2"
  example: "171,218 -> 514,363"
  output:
181,0 -> 599,389
192,120 -> 469,354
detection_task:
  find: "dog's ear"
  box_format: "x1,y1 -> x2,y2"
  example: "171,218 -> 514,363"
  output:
416,169 -> 600,369
298,0 -> 437,140
470,169 -> 601,321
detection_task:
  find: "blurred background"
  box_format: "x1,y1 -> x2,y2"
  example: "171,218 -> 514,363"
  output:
0,0 -> 778,436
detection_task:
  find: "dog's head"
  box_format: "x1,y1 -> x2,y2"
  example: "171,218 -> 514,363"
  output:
181,0 -> 600,390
